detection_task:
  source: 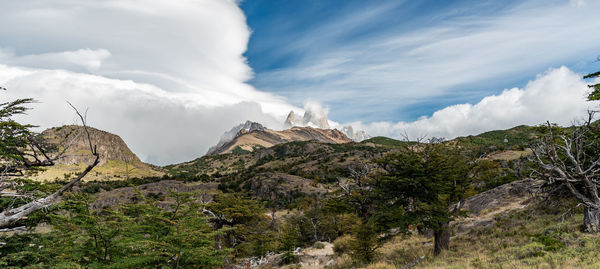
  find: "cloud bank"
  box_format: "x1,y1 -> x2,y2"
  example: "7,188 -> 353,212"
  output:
348,67 -> 599,140
0,0 -> 299,165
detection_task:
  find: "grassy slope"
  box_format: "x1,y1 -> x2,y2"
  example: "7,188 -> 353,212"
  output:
27,160 -> 164,182
329,200 -> 600,269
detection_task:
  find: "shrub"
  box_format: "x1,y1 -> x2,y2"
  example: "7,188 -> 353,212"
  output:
333,235 -> 353,255
313,242 -> 325,249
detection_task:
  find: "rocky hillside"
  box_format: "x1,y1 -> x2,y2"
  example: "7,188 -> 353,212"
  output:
28,125 -> 163,181
207,126 -> 352,155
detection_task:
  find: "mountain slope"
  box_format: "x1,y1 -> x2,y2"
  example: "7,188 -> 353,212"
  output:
28,125 -> 163,181
208,126 -> 352,155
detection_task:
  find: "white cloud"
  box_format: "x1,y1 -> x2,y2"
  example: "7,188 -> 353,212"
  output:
0,48 -> 111,72
0,64 -> 287,165
570,0 -> 586,7
0,0 -> 300,165
347,67 -> 599,140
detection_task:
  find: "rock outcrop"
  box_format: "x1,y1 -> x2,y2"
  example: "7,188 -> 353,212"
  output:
29,125 -> 163,181
43,125 -> 140,166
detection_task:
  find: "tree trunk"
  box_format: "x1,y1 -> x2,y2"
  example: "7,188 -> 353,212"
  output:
583,206 -> 600,233
433,222 -> 450,255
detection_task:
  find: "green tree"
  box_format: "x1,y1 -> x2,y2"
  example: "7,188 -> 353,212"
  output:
1,191 -> 231,268
336,163 -> 408,263
205,193 -> 274,258
378,141 -> 473,255
584,68 -> 600,100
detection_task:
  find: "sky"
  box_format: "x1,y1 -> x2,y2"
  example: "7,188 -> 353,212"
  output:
1,0 -> 599,165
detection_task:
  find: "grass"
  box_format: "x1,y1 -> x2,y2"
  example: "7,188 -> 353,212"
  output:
27,160 -> 163,182
343,202 -> 600,269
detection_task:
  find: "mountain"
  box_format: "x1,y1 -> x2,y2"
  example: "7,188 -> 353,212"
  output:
28,125 -> 163,181
340,125 -> 371,141
283,110 -> 330,129
283,110 -> 370,142
206,121 -> 266,155
206,126 -> 352,155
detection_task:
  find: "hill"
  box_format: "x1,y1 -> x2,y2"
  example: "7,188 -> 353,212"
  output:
27,125 -> 163,181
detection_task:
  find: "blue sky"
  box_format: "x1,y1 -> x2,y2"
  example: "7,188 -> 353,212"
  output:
242,0 -> 599,122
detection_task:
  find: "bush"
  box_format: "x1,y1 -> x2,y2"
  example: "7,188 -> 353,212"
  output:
333,235 -> 353,255
313,242 -> 325,249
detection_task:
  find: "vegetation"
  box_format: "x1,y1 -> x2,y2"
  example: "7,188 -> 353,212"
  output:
584,68 -> 600,100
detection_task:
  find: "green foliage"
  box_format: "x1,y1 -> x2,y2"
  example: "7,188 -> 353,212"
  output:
278,224 -> 298,264
584,69 -> 600,100
231,146 -> 251,155
0,98 -> 41,172
378,142 -> 473,231
1,192 -> 230,268
454,125 -> 540,156
361,136 -> 410,148
351,222 -> 378,263
206,193 -> 275,258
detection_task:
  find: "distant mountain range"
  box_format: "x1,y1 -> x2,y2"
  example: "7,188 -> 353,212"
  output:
206,109 -> 371,155
206,123 -> 352,155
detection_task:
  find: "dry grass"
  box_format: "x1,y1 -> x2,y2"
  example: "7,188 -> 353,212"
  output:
486,149 -> 532,161
26,160 -> 164,182
350,206 -> 600,269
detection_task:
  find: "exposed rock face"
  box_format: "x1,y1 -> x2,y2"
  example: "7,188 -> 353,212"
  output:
283,110 -> 329,129
43,125 -> 140,166
283,110 -> 370,142
454,179 -> 536,234
207,126 -> 352,155
283,111 -> 300,129
30,125 -> 163,181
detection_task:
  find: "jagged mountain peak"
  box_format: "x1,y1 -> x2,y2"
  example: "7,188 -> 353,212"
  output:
283,109 -> 329,129
206,121 -> 266,155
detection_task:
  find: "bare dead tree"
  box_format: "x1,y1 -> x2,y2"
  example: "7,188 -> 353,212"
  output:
0,101 -> 99,229
531,110 -> 600,232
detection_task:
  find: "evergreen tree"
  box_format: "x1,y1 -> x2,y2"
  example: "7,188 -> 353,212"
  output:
378,141 -> 473,255
584,69 -> 600,100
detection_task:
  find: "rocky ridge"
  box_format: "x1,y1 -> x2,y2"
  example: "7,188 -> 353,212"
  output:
29,125 -> 163,181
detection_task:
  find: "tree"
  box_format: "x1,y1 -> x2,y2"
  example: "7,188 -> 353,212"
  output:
204,193 -> 274,258
2,191 -> 230,268
378,140 -> 472,255
0,96 -> 99,229
584,67 -> 600,101
336,163 -> 389,263
531,112 -> 600,232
